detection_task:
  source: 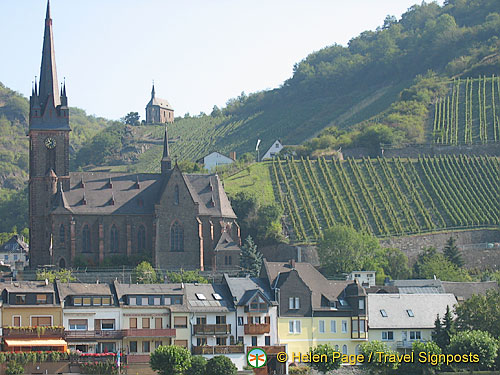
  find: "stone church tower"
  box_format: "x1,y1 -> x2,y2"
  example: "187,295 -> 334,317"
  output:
29,0 -> 70,267
28,1 -> 241,271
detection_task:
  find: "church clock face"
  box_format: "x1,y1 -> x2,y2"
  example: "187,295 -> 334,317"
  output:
44,137 -> 56,149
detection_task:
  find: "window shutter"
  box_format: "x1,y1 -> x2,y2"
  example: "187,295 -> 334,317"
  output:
265,316 -> 270,324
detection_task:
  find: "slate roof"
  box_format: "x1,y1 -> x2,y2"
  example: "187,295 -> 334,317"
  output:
147,97 -> 173,110
223,275 -> 275,307
441,281 -> 499,301
53,170 -> 236,218
3,281 -> 55,294
185,283 -> 234,313
263,260 -> 350,310
214,232 -> 240,252
368,293 -> 457,329
56,281 -> 115,301
387,279 -> 445,294
114,281 -> 184,300
0,235 -> 29,253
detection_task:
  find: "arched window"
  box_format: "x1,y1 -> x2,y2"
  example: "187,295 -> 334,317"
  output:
137,225 -> 146,253
170,221 -> 184,252
342,345 -> 347,355
59,258 -> 66,269
174,185 -> 179,205
82,225 -> 91,253
110,225 -> 119,253
59,224 -> 65,244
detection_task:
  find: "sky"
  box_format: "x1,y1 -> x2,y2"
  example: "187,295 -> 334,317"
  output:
0,1 -> 442,121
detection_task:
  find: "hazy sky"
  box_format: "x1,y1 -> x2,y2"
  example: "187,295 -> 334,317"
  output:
0,1 -> 441,120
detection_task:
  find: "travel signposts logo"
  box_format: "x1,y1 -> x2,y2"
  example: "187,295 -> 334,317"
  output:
247,348 -> 267,368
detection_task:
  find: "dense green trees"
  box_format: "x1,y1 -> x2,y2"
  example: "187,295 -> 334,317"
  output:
413,247 -> 471,281
132,261 -> 159,284
447,330 -> 498,371
205,356 -> 237,375
150,345 -> 191,375
443,236 -> 464,267
309,345 -> 341,373
239,236 -> 263,277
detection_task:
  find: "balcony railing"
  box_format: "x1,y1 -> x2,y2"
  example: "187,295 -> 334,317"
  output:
396,340 -> 427,349
244,323 -> 270,335
247,345 -> 286,355
193,324 -> 231,336
125,328 -> 176,338
192,345 -> 244,355
3,327 -> 64,338
65,330 -> 125,340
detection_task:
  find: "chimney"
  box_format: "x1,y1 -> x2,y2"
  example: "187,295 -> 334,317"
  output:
290,259 -> 296,268
229,151 -> 236,161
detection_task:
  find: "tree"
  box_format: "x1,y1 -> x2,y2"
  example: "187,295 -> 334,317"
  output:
398,341 -> 441,375
378,247 -> 411,280
186,355 -> 207,375
166,269 -> 208,283
360,341 -> 398,374
133,261 -> 158,284
443,236 -> 463,268
36,269 -> 75,283
309,344 -> 341,373
150,345 -> 191,375
447,330 -> 498,371
205,356 -> 237,375
123,112 -> 140,126
229,191 -> 257,221
254,204 -> 283,244
210,105 -> 222,117
318,224 -> 380,277
455,289 -> 500,339
240,236 -> 263,277
413,247 -> 471,281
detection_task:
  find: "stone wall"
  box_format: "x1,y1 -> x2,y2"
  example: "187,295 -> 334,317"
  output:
380,228 -> 500,264
382,143 -> 500,158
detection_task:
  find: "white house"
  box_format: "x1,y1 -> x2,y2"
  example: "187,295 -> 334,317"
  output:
57,281 -> 123,354
198,152 -> 235,171
0,235 -> 29,271
367,293 -> 457,351
184,283 -> 245,368
347,271 -> 376,287
262,140 -> 284,160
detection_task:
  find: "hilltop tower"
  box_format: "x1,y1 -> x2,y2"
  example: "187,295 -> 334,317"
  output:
29,0 -> 70,267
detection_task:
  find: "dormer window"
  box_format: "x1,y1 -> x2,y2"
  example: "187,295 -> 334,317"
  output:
212,293 -> 222,301
249,295 -> 267,312
380,309 -> 388,317
15,295 -> 26,305
196,293 -> 206,300
407,309 -> 414,317
36,294 -> 48,304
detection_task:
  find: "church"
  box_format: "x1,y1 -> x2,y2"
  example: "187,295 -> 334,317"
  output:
28,1 -> 241,271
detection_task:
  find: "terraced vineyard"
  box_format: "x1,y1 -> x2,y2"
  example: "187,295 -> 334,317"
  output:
433,75 -> 500,144
268,156 -> 500,242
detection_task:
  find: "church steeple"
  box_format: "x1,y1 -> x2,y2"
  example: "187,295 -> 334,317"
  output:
151,82 -> 156,99
30,0 -> 69,129
39,0 -> 60,111
161,126 -> 172,173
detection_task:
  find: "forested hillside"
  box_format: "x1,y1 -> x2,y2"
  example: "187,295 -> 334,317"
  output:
73,0 -> 500,170
224,156 -> 500,242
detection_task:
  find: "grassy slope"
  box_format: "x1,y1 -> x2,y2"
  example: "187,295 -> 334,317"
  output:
223,163 -> 275,206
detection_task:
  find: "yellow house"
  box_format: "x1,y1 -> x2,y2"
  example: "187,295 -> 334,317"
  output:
1,281 -> 66,352
261,261 -> 368,363
367,293 -> 457,351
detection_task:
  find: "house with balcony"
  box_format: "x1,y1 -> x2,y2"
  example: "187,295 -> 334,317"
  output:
114,281 -> 185,364
223,274 -> 286,374
185,283 -> 245,366
261,260 -> 368,361
0,281 -> 66,352
56,281 -> 122,354
367,293 -> 457,351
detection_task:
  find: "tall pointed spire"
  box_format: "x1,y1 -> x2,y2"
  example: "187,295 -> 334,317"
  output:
151,81 -> 156,99
38,0 -> 60,110
161,126 -> 172,173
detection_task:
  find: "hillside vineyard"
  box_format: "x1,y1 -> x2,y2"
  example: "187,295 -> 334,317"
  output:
433,75 -> 500,144
271,156 -> 500,241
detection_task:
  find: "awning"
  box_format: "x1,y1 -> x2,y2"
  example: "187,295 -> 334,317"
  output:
4,339 -> 67,347
68,342 -> 98,346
